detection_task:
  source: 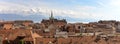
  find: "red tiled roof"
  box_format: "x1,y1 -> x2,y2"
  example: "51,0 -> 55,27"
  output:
0,29 -> 33,41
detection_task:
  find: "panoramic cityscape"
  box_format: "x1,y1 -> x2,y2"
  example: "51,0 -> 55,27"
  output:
1,0 -> 120,44
0,13 -> 120,44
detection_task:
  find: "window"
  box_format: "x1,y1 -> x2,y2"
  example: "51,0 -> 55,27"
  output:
78,26 -> 80,29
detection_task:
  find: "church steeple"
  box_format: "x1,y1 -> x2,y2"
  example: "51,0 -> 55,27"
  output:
49,11 -> 54,20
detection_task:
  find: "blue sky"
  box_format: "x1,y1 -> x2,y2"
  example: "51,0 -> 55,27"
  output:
0,0 -> 120,23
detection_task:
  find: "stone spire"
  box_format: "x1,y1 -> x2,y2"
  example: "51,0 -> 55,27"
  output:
49,11 -> 54,20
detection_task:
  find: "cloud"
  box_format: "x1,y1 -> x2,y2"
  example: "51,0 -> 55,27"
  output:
0,1 -> 31,15
0,1 -> 97,20
109,0 -> 120,7
1,0 -> 120,22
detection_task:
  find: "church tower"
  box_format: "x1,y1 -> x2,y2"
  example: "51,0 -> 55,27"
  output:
49,11 -> 54,20
49,11 -> 55,24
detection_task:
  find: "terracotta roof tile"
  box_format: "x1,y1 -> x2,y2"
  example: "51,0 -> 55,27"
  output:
0,29 -> 33,41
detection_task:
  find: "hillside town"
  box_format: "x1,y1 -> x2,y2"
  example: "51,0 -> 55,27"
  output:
1,13 -> 120,44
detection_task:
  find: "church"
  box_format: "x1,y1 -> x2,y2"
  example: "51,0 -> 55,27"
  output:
41,11 -> 67,28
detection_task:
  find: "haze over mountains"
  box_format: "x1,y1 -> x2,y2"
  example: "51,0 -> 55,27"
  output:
0,13 -> 97,23
0,0 -> 120,23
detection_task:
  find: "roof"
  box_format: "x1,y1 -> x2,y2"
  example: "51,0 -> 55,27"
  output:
0,29 -> 33,41
0,21 -> 14,24
56,32 -> 68,35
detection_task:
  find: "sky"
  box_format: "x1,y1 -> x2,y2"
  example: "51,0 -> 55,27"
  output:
0,0 -> 120,23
